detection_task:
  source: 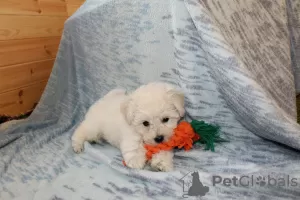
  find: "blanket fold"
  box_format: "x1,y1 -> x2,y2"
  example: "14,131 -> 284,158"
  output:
1,0 -> 300,199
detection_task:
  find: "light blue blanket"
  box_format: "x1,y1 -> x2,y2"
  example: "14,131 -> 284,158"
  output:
1,0 -> 300,199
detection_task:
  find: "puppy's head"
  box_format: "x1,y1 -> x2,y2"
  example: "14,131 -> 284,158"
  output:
121,82 -> 185,145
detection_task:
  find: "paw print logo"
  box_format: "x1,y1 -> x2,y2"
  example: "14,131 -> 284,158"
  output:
256,176 -> 267,186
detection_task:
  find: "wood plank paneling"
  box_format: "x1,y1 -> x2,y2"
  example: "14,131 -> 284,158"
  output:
67,0 -> 85,4
0,59 -> 54,93
39,0 -> 68,16
0,0 -> 84,115
0,0 -> 39,15
0,80 -> 47,115
67,4 -> 81,16
0,15 -> 66,40
0,0 -> 68,16
0,37 -> 60,67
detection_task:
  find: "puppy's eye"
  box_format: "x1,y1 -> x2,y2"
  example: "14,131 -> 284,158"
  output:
162,118 -> 169,123
143,121 -> 150,127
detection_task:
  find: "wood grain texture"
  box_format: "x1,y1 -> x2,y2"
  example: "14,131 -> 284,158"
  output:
39,0 -> 68,16
0,59 -> 54,93
0,0 -> 68,16
66,4 -> 81,16
0,15 -> 66,40
0,37 -> 60,67
0,0 -> 84,115
0,80 -> 47,115
66,0 -> 85,4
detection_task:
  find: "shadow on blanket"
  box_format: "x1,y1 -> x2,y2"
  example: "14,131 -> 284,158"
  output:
0,110 -> 33,125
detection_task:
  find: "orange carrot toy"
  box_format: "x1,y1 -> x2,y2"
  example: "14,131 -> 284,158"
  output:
123,120 -> 227,166
144,121 -> 200,160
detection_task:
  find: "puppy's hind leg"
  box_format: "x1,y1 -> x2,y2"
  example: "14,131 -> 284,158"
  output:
71,120 -> 102,153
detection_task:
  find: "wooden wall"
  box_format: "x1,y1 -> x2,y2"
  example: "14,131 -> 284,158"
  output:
0,0 -> 84,115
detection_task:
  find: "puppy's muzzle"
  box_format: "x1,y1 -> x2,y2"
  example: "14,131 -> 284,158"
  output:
154,135 -> 164,143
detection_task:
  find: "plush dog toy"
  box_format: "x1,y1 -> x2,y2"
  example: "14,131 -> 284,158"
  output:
123,120 -> 227,166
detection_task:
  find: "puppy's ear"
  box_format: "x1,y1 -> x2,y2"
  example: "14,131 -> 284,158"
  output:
166,85 -> 185,117
120,97 -> 135,124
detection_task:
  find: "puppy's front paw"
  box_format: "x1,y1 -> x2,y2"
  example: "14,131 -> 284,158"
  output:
150,151 -> 174,172
151,160 -> 173,172
72,140 -> 84,153
125,154 -> 146,170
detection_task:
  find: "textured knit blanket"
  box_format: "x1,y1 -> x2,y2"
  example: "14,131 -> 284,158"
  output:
1,0 -> 300,199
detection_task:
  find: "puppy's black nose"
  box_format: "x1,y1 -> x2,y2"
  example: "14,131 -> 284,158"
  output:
154,135 -> 164,143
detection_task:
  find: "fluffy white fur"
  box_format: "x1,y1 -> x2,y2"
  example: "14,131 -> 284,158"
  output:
71,82 -> 185,171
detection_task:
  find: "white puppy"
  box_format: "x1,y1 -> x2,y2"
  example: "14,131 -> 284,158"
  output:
71,82 -> 185,171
